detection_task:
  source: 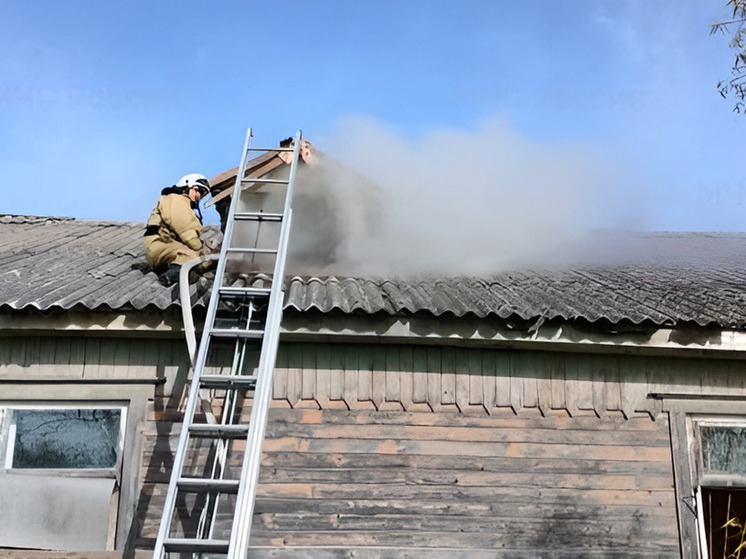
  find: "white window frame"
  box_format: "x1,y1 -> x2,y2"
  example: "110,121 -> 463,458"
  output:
0,402 -> 127,477
687,414 -> 746,559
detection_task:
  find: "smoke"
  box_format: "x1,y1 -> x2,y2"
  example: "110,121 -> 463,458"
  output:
288,115 -> 641,277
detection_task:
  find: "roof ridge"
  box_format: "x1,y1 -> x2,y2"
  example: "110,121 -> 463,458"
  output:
0,214 -> 77,224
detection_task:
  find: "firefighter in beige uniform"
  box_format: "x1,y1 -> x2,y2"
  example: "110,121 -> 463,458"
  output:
144,173 -> 210,286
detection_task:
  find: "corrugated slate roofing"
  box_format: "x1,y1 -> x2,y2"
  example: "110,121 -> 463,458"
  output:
3,214 -> 746,327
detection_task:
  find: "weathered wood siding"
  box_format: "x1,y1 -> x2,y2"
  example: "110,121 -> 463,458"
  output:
135,342 -> 696,558
249,406 -> 677,558
0,335 -> 190,390
271,343 -> 746,417
7,337 -> 741,556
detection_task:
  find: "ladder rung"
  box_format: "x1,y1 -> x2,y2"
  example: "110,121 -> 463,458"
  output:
234,211 -> 284,222
209,328 -> 264,339
199,374 -> 258,389
177,477 -> 240,493
225,247 -> 278,255
163,538 -> 229,553
248,146 -> 294,152
240,177 -> 289,185
218,286 -> 271,297
189,424 -> 250,438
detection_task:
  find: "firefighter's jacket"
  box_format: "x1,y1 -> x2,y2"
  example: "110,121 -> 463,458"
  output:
144,192 -> 203,270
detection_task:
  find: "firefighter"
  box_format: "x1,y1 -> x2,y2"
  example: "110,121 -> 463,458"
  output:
144,173 -> 211,286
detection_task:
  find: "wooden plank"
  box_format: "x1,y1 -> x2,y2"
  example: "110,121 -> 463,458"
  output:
412,347 -> 429,405
440,348 -> 456,406
575,354 -> 595,412
126,338 -> 145,380
517,352 -> 539,410
728,357 -> 744,391
648,357 -> 678,398
301,343 -> 317,401
605,353 -> 622,414
256,482 -> 676,508
591,353 -> 606,416
371,346 -> 386,409
535,352 -> 552,415
246,547 -> 677,559
143,339 -> 160,380
260,467 -> 672,491
343,344 -> 358,406
266,422 -> 671,447
275,407 -> 664,431
260,451 -> 674,477
254,511 -> 678,538
509,351 -> 523,412
329,344 -> 346,402
669,411 -> 699,559
53,337 -> 72,377
255,496 -> 676,519
113,338 -> 130,378
399,346 -> 414,410
35,338 -> 56,378
426,347 -> 442,406
0,338 -> 13,376
468,349 -> 483,406
314,343 -> 331,404
495,350 -> 511,408
286,343 -> 304,406
564,353 -> 580,416
455,348 -> 470,412
263,436 -> 673,462
21,336 -> 41,376
273,344 -> 288,400
481,349 -> 497,412
357,345 -> 374,404
385,345 -> 400,404
162,341 -> 185,412
621,357 -> 650,419
550,351 -> 567,411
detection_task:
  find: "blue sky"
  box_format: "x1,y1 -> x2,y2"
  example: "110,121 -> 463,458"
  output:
2,0 -> 745,233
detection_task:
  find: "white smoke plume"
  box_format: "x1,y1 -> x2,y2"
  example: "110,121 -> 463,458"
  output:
288,115 -> 640,277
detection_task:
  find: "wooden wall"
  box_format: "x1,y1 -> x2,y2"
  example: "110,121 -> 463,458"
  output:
272,342 -> 746,418
0,335 -> 190,552
0,335 -> 190,391
6,336 -> 744,556
248,406 -> 677,558
133,341 -> 705,558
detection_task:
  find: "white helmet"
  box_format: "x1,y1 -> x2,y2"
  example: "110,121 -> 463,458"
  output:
176,173 -> 210,197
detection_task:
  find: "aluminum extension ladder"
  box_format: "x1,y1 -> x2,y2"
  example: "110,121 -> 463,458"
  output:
153,129 -> 303,559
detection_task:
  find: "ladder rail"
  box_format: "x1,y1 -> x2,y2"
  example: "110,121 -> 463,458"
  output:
228,132 -> 302,559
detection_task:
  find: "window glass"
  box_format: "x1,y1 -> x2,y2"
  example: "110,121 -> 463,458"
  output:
701,424 -> 746,476
11,408 -> 122,469
701,487 -> 746,559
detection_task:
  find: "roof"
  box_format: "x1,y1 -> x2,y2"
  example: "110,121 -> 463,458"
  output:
3,214 -> 746,328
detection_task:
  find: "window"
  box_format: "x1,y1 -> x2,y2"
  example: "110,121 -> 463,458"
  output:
0,403 -> 127,551
1,405 -> 126,473
693,418 -> 746,559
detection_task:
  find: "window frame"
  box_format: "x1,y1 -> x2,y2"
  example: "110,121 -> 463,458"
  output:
694,417 -> 746,488
0,402 -> 127,478
689,416 -> 746,559
663,399 -> 746,559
